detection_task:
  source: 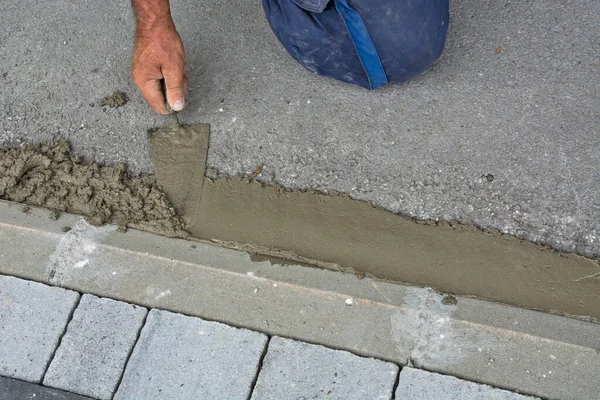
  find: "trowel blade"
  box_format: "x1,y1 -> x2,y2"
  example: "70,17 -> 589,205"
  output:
147,123 -> 210,230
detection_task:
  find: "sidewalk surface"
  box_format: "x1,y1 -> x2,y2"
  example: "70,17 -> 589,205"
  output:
1,0 -> 599,257
1,275 -> 539,400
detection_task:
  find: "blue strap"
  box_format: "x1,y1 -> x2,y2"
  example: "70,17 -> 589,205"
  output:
334,0 -> 387,89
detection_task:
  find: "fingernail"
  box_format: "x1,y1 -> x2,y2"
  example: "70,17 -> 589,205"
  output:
172,99 -> 184,111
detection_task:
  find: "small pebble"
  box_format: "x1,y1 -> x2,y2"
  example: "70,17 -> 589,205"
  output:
441,294 -> 458,305
345,298 -> 353,306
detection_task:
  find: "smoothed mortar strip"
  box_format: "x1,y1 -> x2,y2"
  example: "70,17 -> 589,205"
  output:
1,138 -> 599,320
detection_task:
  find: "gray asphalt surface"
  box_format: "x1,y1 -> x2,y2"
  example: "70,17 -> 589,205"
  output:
1,0 -> 598,257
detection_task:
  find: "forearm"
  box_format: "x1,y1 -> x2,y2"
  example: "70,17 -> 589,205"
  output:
131,0 -> 173,31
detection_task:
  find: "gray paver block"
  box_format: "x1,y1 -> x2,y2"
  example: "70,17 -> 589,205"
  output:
0,275 -> 79,383
0,376 -> 93,400
251,336 -> 399,400
43,294 -> 147,400
395,367 -> 539,400
113,309 -> 268,400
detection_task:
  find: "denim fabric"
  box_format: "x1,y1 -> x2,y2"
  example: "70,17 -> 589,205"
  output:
262,0 -> 449,89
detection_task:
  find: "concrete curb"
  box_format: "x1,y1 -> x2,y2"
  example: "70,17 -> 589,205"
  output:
1,200 -> 599,400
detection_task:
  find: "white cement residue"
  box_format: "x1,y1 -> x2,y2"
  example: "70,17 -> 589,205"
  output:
154,290 -> 171,300
390,287 -> 496,368
46,219 -> 115,284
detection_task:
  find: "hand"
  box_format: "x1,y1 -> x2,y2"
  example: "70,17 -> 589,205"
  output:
131,19 -> 187,114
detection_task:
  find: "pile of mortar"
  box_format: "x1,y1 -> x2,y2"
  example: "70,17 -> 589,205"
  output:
0,140 -> 188,238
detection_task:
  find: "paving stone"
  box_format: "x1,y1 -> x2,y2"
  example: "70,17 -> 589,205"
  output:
0,275 -> 79,383
251,336 -> 399,400
43,294 -> 147,400
0,376 -> 93,400
395,367 -> 539,400
113,309 -> 268,400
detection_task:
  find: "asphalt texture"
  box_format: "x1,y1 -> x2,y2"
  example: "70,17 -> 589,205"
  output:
1,0 -> 599,257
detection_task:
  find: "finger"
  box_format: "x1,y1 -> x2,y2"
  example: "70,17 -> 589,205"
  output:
163,63 -> 186,111
139,79 -> 169,115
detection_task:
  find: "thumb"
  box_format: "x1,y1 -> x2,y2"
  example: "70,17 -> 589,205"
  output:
162,64 -> 186,112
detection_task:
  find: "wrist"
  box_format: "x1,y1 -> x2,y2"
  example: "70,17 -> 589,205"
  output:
132,0 -> 174,33
136,14 -> 175,35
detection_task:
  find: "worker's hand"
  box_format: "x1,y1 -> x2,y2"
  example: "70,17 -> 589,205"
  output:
131,18 -> 187,114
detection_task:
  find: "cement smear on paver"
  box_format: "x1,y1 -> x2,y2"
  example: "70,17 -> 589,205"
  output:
0,140 -> 187,238
1,139 -> 599,319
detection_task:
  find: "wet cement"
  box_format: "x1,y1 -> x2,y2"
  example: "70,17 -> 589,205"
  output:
1,138 -> 599,319
100,91 -> 128,108
146,128 -> 599,320
192,178 -> 600,320
0,140 -> 187,238
147,123 -> 209,228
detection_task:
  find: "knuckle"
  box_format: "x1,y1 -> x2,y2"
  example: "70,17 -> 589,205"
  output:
167,84 -> 184,92
131,72 -> 144,87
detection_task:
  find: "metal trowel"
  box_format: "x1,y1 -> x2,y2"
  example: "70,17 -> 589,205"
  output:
147,81 -> 210,231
